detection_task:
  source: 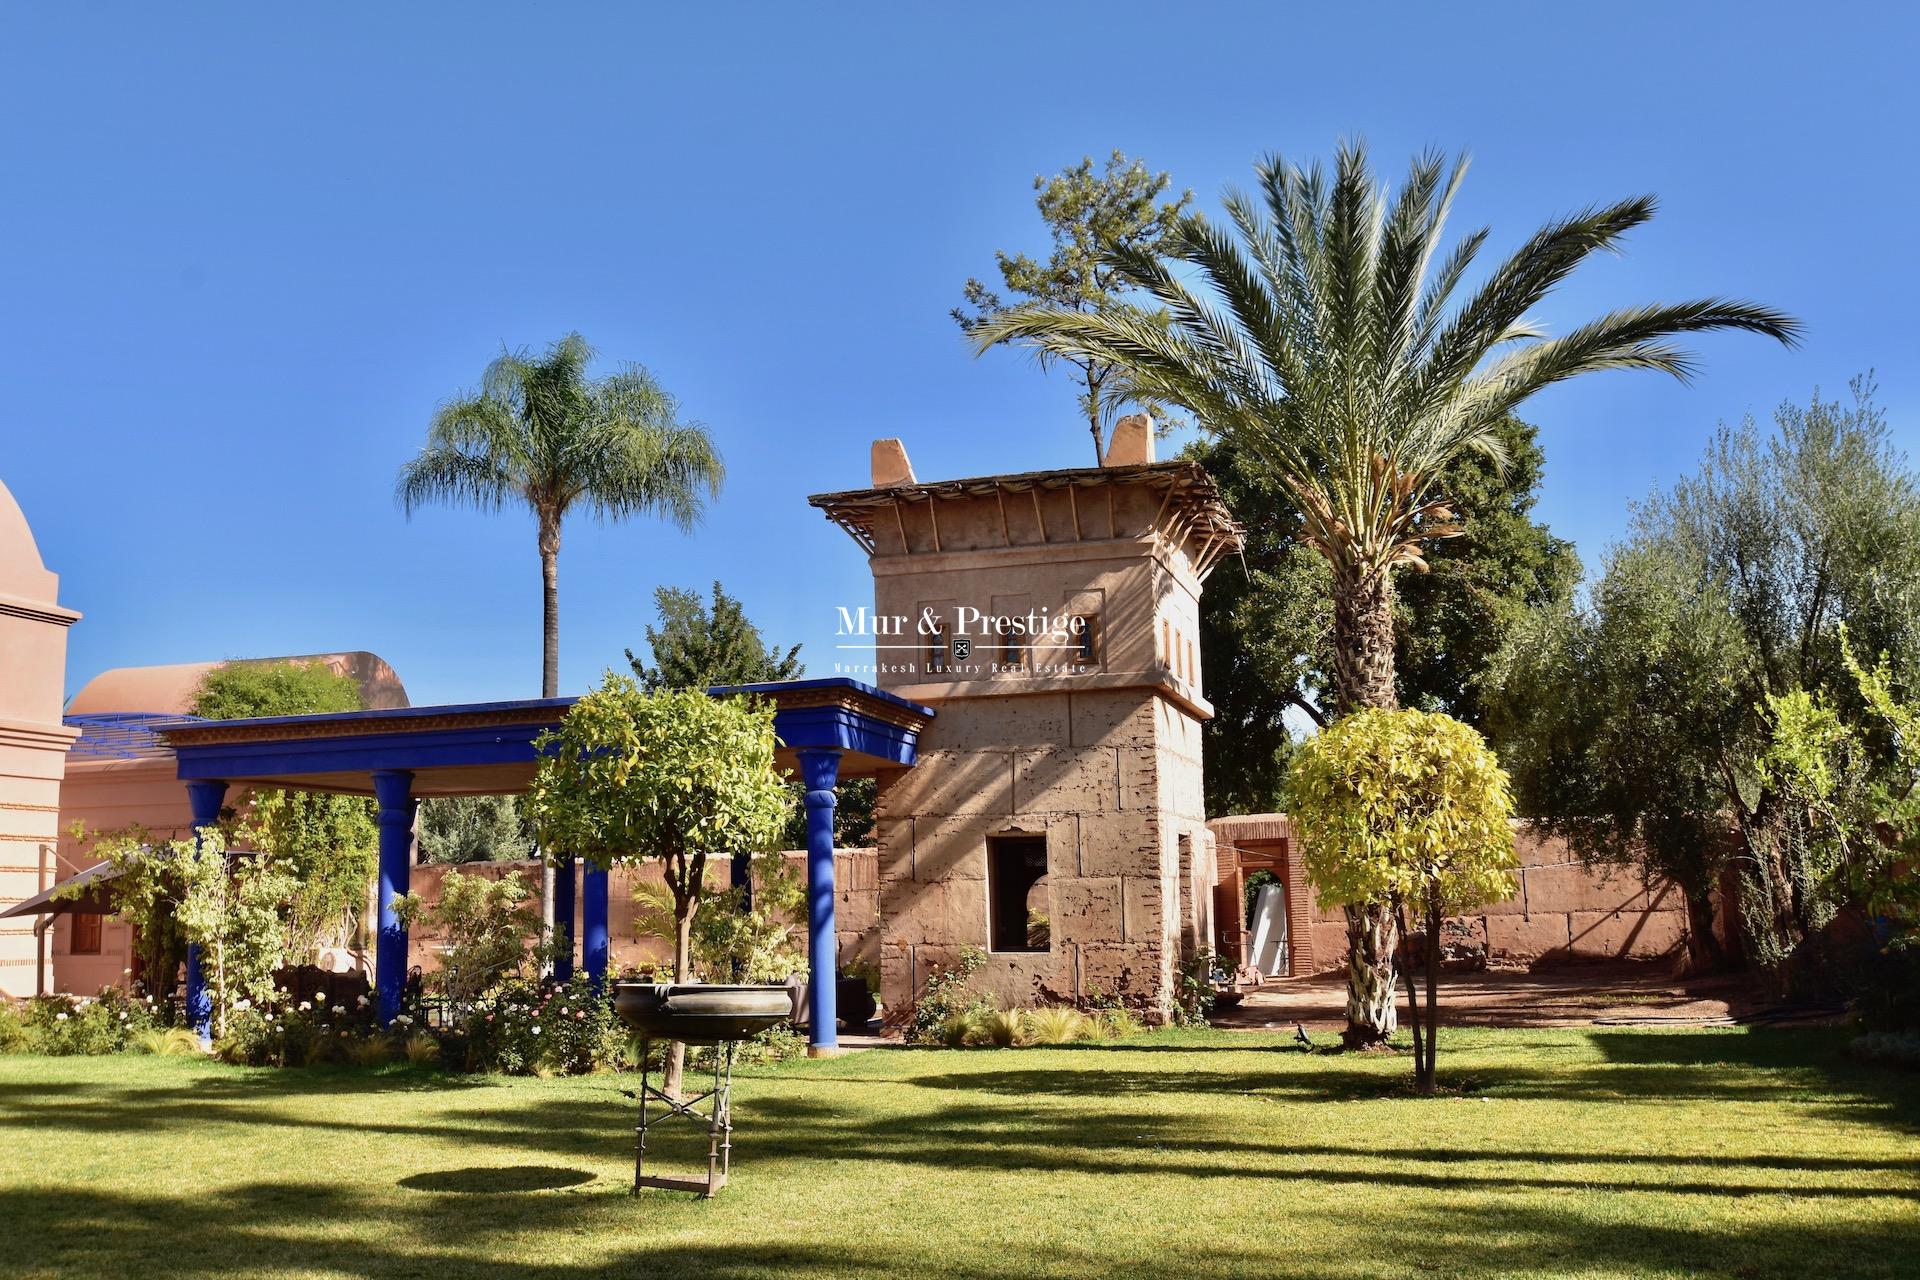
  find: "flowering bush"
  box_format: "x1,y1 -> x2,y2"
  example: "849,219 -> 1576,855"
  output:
213,980 -> 389,1067
458,973 -> 629,1075
7,988 -> 159,1056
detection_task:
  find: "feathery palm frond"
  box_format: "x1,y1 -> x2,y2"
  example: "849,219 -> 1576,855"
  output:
396,332 -> 725,697
971,139 -> 1799,590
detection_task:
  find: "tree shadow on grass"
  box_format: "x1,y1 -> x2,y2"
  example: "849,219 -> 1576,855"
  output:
7,1175 -> 1919,1280
399,1165 -> 597,1194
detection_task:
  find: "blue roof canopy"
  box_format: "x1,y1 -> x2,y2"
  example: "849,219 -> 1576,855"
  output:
158,678 -> 932,797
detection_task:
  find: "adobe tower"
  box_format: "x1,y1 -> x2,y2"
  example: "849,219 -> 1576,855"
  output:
0,477 -> 80,997
810,418 -> 1243,1018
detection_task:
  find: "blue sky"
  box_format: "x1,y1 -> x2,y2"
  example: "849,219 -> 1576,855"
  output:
4,4 -> 1915,707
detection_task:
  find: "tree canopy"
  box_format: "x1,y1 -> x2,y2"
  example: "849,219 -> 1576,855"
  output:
626,580 -> 802,692
397,332 -> 724,697
1491,380 -> 1920,983
1197,414 -> 1578,814
956,150 -> 1192,462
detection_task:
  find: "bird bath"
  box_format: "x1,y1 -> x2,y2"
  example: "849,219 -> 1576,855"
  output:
613,982 -> 793,1198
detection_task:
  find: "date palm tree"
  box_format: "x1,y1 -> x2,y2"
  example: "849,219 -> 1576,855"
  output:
398,333 -> 724,697
972,141 -> 1798,1044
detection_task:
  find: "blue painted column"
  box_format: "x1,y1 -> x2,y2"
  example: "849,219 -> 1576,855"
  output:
552,854 -> 576,982
582,863 -> 609,988
183,779 -> 227,1039
372,770 -> 415,1025
797,748 -> 842,1053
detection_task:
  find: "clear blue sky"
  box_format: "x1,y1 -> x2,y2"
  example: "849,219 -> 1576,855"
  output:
4,4 -> 1915,707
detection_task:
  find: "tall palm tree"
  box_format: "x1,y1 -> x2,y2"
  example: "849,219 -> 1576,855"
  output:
398,332 -> 724,698
972,142 -> 1798,1044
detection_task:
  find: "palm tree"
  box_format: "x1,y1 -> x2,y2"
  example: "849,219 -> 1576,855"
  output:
971,142 -> 1798,1044
398,333 -> 725,698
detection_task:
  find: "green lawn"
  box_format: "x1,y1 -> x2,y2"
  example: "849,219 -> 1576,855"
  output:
3,1028 -> 1917,1280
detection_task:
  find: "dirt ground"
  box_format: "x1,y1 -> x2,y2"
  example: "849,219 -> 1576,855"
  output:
1210,965 -> 1832,1034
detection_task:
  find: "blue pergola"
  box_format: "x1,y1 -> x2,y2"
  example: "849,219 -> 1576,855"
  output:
157,678 -> 932,1052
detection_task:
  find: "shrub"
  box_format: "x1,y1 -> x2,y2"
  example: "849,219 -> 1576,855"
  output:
459,973 -> 628,1076
348,1036 -> 394,1067
131,1028 -> 204,1057
394,868 -> 544,1017
213,982 -> 385,1066
21,989 -> 157,1055
1854,934 -> 1920,1033
0,1002 -> 28,1053
404,1032 -> 442,1066
1172,949 -> 1219,1029
1022,1006 -> 1093,1045
1088,1006 -> 1144,1040
1850,1031 -> 1920,1070
905,947 -> 990,1045
935,1009 -> 987,1048
983,1009 -> 1025,1048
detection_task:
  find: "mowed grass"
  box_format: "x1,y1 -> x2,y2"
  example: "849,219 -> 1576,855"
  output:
3,1028 -> 1917,1280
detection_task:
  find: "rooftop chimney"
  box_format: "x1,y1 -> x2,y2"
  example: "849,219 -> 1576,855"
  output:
1102,413 -> 1154,467
870,438 -> 916,487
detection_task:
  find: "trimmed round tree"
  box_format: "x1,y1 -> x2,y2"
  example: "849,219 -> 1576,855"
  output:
1285,708 -> 1517,1089
525,676 -> 790,1093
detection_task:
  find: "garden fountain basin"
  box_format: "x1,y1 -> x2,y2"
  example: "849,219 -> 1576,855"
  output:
612,982 -> 793,1045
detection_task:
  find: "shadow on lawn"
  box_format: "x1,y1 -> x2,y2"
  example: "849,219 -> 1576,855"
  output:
6,1175 -> 1920,1280
399,1165 -> 597,1194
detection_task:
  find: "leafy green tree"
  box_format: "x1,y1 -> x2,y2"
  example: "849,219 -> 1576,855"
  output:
1492,381 -> 1920,986
192,661 -> 376,960
1198,414 -> 1578,814
1761,629 -> 1920,926
394,868 -> 544,1014
398,332 -> 724,698
526,678 -> 790,1093
1284,708 -> 1517,1078
79,826 -> 296,1038
623,580 -> 878,847
972,139 -> 1796,1043
416,796 -> 534,865
626,581 -> 802,692
956,150 -> 1192,463
1492,544 -> 1747,969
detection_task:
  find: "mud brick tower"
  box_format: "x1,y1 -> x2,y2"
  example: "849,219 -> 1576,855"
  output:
809,419 -> 1243,1018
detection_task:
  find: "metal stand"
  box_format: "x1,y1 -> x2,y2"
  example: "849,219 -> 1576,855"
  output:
628,1037 -> 737,1198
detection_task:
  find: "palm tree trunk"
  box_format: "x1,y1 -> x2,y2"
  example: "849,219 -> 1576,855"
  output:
1331,570 -> 1398,715
538,516 -> 561,699
1332,567 -> 1402,1047
1343,904 -> 1399,1048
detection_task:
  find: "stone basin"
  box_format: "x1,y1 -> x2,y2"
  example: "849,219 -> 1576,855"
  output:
612,982 -> 793,1045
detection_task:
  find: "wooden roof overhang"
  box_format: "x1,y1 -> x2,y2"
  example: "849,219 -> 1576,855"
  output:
808,459 -> 1246,579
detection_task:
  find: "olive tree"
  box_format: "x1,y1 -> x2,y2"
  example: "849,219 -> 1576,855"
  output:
1285,708 -> 1517,1086
1491,381 -> 1920,990
525,676 -> 789,1093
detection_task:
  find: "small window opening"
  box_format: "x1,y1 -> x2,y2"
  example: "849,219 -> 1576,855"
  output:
925,623 -> 948,673
1071,615 -> 1099,667
987,835 -> 1049,952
